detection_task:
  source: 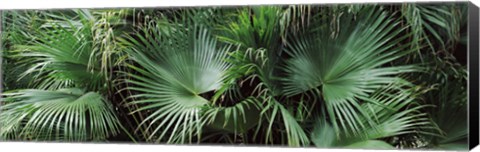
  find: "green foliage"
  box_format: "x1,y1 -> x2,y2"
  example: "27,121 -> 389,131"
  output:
204,97 -> 262,134
1,11 -> 46,90
416,56 -> 468,150
7,10 -> 125,91
0,3 -> 469,150
218,6 -> 283,50
0,88 -> 122,141
311,83 -> 431,149
1,9 -> 129,142
121,15 -> 234,143
283,7 -> 418,136
401,3 -> 467,61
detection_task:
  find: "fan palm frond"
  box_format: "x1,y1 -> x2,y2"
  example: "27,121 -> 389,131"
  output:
10,9 -> 124,91
121,15 -> 234,143
0,88 -> 122,141
311,83 -> 432,149
282,6 -> 418,136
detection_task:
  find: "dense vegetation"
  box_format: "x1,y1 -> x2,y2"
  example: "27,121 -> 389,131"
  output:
0,3 -> 469,150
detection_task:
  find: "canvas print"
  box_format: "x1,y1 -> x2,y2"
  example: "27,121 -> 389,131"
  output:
0,2 -> 473,151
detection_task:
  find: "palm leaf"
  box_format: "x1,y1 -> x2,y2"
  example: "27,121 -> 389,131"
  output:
11,10 -> 110,91
311,83 -> 431,149
423,69 -> 468,150
229,48 -> 311,147
122,16 -> 233,143
217,6 -> 283,50
282,6 -> 418,136
203,97 -> 262,134
0,88 -> 122,141
401,3 -> 467,59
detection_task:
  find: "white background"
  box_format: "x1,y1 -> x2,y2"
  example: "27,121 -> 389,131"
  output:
0,0 -> 478,152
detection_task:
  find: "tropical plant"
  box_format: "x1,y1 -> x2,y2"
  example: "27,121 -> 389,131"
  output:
282,6 -> 420,136
414,55 -> 468,150
121,18 -> 235,143
0,3 -> 469,150
0,88 -> 121,141
311,83 -> 431,149
401,3 -> 467,62
398,2 -> 468,150
0,9 -> 127,141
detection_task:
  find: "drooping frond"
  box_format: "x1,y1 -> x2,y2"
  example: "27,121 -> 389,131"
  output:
0,88 -> 122,141
12,10 -> 115,91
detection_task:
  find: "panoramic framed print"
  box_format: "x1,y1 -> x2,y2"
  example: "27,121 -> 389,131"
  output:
0,1 -> 479,151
